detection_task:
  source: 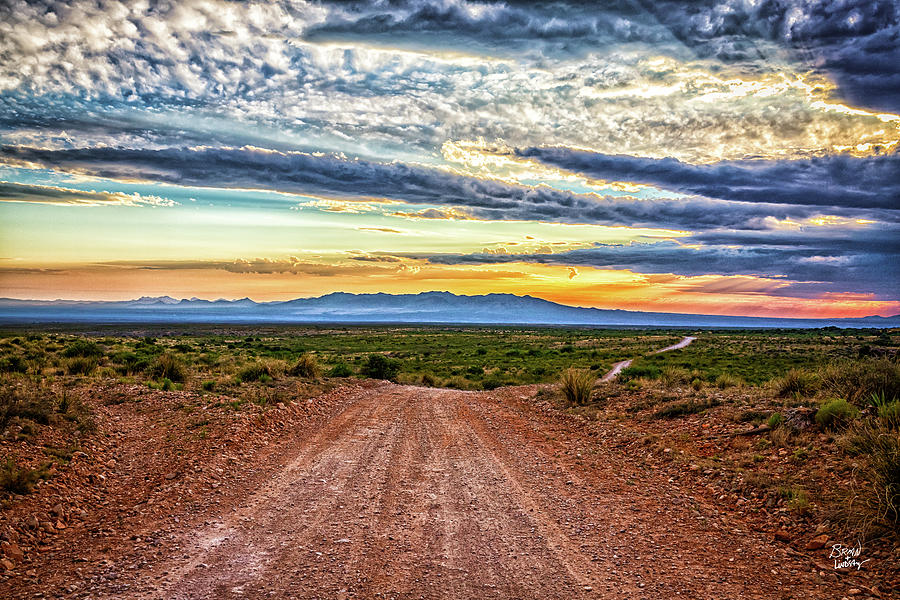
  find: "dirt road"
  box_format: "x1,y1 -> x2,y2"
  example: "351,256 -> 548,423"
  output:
600,336 -> 696,382
75,382 -> 832,600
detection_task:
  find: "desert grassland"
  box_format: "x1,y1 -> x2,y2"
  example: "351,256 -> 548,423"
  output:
0,326 -> 886,391
1,325 -> 898,549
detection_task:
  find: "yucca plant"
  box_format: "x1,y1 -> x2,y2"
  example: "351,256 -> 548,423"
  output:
560,368 -> 595,405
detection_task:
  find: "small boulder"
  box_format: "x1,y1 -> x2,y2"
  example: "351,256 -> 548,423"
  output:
774,530 -> 792,543
783,407 -> 817,430
805,534 -> 829,550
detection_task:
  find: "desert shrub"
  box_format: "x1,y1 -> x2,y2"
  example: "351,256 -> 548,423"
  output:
481,376 -> 506,391
815,399 -> 859,430
619,364 -> 660,381
442,376 -> 478,390
779,487 -> 810,515
362,354 -> 401,381
63,356 -> 98,375
660,366 -> 690,386
877,401 -> 900,429
560,368 -> 594,405
652,398 -> 720,419
113,351 -> 150,375
715,373 -> 744,389
420,372 -> 438,387
160,378 -> 175,391
201,380 -> 216,391
772,368 -> 819,397
819,358 -> 900,406
289,353 -> 321,379
146,353 -> 188,383
690,377 -> 704,391
0,458 -> 49,495
839,420 -> 900,531
0,355 -> 28,374
327,362 -> 354,378
235,362 -> 277,383
767,412 -> 783,429
62,339 -> 103,358
868,392 -> 900,428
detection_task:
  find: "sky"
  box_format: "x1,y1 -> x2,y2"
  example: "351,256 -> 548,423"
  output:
0,0 -> 898,318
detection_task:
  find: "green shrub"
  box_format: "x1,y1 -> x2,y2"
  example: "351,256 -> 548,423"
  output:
840,420 -> 900,530
362,354 -> 401,381
113,351 -> 149,375
868,392 -> 900,429
236,362 -> 277,383
619,364 -> 660,381
0,384 -> 55,429
559,368 -> 594,405
146,353 -> 188,383
63,356 -> 98,375
327,362 -> 354,378
715,373 -> 744,389
772,368 -> 819,397
62,339 -> 103,358
442,375 -> 477,390
0,458 -> 48,495
420,372 -> 438,387
0,355 -> 28,374
815,399 -> 859,430
819,358 -> 900,406
690,377 -> 704,391
652,398 -> 720,419
201,380 -> 216,391
767,412 -> 783,429
481,377 -> 505,391
148,377 -> 177,391
877,401 -> 900,429
660,366 -> 690,386
289,353 -> 321,379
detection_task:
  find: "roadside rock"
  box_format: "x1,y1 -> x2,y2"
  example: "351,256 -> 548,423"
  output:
774,530 -> 792,543
783,407 -> 817,430
806,534 -> 830,551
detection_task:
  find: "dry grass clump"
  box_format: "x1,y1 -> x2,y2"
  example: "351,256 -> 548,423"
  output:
559,368 -> 595,405
820,358 -> 900,406
771,368 -> 819,397
236,360 -> 282,383
289,353 -> 321,379
660,366 -> 690,386
146,352 -> 188,383
63,356 -> 98,376
838,420 -> 900,535
714,373 -> 744,389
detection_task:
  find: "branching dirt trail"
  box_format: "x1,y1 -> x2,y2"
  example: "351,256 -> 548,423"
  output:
109,381 -> 833,599
600,335 -> 696,382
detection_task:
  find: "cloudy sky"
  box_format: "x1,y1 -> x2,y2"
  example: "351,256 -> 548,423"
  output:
0,0 -> 898,317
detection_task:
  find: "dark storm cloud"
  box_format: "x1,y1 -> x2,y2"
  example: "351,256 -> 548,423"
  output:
2,144 -> 888,230
306,0 -> 664,56
519,147 -> 900,210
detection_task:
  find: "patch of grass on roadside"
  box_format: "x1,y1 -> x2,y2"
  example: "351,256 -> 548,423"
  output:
0,457 -> 51,495
651,398 -> 721,419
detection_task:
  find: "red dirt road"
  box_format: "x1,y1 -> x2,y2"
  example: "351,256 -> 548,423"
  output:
103,383 -> 837,599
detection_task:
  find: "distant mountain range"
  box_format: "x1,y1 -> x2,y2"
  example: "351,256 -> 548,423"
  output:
0,292 -> 897,328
